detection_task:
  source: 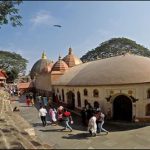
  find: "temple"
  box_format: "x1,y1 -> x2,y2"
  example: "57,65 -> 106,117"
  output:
30,48 -> 150,122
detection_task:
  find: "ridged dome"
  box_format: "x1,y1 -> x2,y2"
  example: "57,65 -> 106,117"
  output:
63,47 -> 82,67
52,56 -> 68,72
30,52 -> 53,79
55,53 -> 150,86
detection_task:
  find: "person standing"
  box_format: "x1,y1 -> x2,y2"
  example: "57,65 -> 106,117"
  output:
31,97 -> 34,106
39,106 -> 47,127
57,106 -> 64,122
81,107 -> 88,126
43,96 -> 48,106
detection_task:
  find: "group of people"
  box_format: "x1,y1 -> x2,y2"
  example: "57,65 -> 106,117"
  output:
81,103 -> 108,136
39,105 -> 73,132
37,94 -> 108,136
9,87 -> 19,96
26,94 -> 34,107
88,109 -> 108,136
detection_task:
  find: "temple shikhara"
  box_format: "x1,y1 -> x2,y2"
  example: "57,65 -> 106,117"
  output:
30,48 -> 150,122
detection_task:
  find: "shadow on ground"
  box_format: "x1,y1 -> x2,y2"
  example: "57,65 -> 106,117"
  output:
39,128 -> 65,132
61,132 -> 107,140
62,133 -> 91,140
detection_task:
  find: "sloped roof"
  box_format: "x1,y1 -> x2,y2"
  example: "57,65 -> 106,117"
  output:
17,82 -> 33,89
54,54 -> 150,86
0,70 -> 7,80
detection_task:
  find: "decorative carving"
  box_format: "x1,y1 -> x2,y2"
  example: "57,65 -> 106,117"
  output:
130,96 -> 138,103
128,90 -> 133,95
110,90 -> 114,95
106,95 -> 112,102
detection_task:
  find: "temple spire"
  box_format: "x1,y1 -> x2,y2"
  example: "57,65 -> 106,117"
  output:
58,53 -> 61,60
42,51 -> 47,59
68,47 -> 72,55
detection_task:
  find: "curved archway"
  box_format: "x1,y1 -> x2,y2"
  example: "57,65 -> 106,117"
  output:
113,95 -> 132,121
146,104 -> 150,116
66,91 -> 75,109
147,89 -> 150,98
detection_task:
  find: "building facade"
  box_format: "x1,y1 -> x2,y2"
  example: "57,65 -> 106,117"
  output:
30,49 -> 150,122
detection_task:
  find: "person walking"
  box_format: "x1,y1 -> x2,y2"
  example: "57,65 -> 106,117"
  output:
98,111 -> 108,134
29,94 -> 34,106
88,112 -> 97,136
26,95 -> 30,107
39,106 -> 47,127
81,107 -> 88,126
49,106 -> 57,125
95,110 -> 102,133
38,96 -> 42,107
62,109 -> 73,132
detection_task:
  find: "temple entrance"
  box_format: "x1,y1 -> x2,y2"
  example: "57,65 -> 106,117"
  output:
113,95 -> 132,121
67,91 -> 75,110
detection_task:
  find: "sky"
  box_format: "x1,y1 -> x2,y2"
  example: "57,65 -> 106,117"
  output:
1,1 -> 150,74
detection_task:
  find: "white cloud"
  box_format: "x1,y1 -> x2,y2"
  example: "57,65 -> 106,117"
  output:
30,10 -> 58,27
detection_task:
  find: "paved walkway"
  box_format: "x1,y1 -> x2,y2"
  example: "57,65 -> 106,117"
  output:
10,95 -> 150,149
0,90 -> 52,149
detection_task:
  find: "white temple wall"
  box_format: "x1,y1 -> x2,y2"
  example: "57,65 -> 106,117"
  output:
54,83 -> 150,121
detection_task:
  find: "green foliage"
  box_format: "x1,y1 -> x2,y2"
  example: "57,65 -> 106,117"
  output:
81,37 -> 150,62
6,68 -> 18,83
0,51 -> 28,82
0,0 -> 22,28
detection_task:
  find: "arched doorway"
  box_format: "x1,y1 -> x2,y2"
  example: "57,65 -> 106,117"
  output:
113,95 -> 132,121
67,91 -> 75,109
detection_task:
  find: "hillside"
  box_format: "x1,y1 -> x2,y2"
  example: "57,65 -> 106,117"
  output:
80,37 -> 150,62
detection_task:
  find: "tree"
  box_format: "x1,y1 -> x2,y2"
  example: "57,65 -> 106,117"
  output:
0,0 -> 22,28
6,68 -> 18,83
0,51 -> 28,82
81,37 -> 150,62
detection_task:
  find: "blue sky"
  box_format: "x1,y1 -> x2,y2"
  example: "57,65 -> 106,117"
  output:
1,1 -> 150,74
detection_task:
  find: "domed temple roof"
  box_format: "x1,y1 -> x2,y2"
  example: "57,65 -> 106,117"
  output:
54,53 -> 150,86
30,52 -> 53,79
51,56 -> 68,72
63,47 -> 82,67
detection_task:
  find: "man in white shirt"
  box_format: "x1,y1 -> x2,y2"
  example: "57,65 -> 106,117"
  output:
88,113 -> 97,136
39,106 -> 47,127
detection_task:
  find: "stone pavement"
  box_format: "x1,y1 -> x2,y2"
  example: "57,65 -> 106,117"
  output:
10,95 -> 150,149
0,92 -> 52,149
